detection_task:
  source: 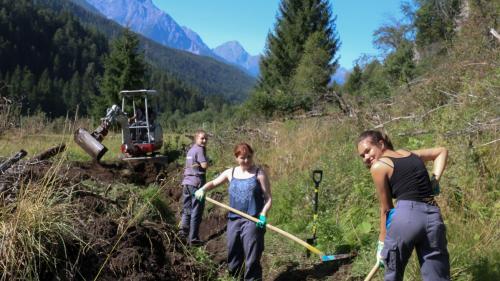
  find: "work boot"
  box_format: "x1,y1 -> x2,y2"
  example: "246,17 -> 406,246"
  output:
189,239 -> 205,247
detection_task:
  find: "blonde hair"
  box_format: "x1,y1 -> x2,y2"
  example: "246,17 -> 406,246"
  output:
195,129 -> 207,138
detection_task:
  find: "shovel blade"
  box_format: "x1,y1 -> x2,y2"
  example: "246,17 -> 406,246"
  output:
321,252 -> 357,262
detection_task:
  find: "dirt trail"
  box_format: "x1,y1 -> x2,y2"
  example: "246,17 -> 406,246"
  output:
70,161 -> 353,280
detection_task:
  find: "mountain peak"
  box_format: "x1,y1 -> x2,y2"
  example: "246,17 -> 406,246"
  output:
85,0 -> 214,57
213,41 -> 247,60
221,40 -> 244,49
84,0 -> 260,75
213,41 -> 260,77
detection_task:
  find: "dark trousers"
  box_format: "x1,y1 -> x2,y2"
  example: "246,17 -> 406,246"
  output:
180,184 -> 205,244
227,217 -> 265,281
382,200 -> 450,281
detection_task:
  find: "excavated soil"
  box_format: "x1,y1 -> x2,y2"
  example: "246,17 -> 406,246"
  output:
3,159 -> 353,280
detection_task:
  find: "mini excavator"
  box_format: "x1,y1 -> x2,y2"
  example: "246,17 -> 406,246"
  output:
74,90 -> 166,163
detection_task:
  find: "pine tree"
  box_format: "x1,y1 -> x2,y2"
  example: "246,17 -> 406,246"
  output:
292,31 -> 333,99
414,0 -> 461,49
344,64 -> 363,95
100,28 -> 145,108
257,0 -> 340,111
384,40 -> 415,86
360,60 -> 390,99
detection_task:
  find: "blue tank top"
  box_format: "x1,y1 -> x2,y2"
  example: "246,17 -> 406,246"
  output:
228,167 -> 264,219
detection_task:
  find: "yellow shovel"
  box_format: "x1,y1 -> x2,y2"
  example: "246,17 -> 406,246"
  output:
364,263 -> 380,281
205,196 -> 355,262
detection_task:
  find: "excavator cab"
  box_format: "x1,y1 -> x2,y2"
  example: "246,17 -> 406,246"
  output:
74,89 -> 166,163
119,90 -> 164,160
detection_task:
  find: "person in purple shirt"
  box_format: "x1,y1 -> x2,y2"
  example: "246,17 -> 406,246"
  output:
179,130 -> 209,245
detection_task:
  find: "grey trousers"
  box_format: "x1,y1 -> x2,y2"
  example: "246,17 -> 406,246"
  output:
382,200 -> 450,281
180,184 -> 205,244
227,217 -> 265,281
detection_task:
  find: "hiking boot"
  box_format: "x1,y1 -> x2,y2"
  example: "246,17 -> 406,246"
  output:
189,239 -> 205,247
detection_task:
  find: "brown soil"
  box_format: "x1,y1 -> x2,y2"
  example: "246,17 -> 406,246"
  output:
3,159 -> 353,280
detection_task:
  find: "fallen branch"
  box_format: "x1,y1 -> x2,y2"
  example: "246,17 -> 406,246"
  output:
397,130 -> 431,137
462,62 -> 489,67
33,144 -> 66,161
445,117 -> 499,137
373,103 -> 459,129
0,150 -> 27,174
474,138 -> 500,148
374,115 -> 416,129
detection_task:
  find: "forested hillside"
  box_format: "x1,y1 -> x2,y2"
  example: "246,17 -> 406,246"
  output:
0,0 -> 108,116
0,0 -> 254,118
62,0 -> 256,102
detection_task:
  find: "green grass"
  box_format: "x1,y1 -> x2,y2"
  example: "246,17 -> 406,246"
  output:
0,157 -> 78,281
197,38 -> 499,279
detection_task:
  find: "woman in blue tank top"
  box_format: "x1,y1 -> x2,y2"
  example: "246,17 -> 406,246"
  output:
194,143 -> 272,281
357,130 -> 450,281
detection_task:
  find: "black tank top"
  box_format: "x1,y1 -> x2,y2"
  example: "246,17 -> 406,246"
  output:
386,153 -> 433,201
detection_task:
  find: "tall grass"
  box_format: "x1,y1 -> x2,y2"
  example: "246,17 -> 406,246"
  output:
198,5 -> 499,279
0,158 -> 78,280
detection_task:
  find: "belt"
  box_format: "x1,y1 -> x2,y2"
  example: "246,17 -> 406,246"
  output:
422,197 -> 438,206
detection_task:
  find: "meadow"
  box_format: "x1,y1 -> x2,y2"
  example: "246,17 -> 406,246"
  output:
0,4 -> 498,279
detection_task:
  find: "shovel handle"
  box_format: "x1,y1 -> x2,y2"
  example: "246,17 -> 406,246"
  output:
205,196 -> 324,256
364,263 -> 380,281
312,170 -> 323,186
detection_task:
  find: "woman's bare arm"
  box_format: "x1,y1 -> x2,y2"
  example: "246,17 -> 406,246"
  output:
412,147 -> 448,180
370,162 -> 394,241
202,169 -> 230,191
257,169 -> 272,216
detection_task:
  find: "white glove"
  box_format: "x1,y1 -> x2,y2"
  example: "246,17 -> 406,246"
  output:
377,240 -> 385,267
194,188 -> 205,201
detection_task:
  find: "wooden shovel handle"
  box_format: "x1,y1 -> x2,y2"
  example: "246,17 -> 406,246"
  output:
364,263 -> 380,281
205,196 -> 324,256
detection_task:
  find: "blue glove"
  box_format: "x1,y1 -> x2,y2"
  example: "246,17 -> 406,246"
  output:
256,214 -> 267,229
376,240 -> 385,268
194,188 -> 205,201
431,175 -> 440,196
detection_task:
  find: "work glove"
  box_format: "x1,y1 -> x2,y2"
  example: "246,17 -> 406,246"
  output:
256,214 -> 267,229
430,175 -> 440,196
194,188 -> 205,201
376,240 -> 385,268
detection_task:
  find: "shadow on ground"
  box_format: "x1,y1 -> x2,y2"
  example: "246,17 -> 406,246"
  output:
273,258 -> 352,280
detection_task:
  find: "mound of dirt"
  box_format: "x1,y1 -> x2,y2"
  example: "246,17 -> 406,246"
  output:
59,188 -> 218,281
2,158 -> 226,280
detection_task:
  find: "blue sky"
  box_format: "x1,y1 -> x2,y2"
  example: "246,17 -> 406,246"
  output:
152,0 -> 404,69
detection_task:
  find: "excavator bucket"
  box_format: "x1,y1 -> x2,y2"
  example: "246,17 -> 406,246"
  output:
74,128 -> 108,161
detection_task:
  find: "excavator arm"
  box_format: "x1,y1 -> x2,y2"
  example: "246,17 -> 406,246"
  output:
74,105 -> 134,161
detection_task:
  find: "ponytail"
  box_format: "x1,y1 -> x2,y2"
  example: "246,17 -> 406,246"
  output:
357,130 -> 394,150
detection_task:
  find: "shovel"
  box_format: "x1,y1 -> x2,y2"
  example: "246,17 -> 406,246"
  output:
364,263 -> 380,281
306,169 -> 322,257
205,196 -> 355,262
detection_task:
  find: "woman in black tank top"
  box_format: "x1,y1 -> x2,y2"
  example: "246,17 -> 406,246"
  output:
357,130 -> 450,281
